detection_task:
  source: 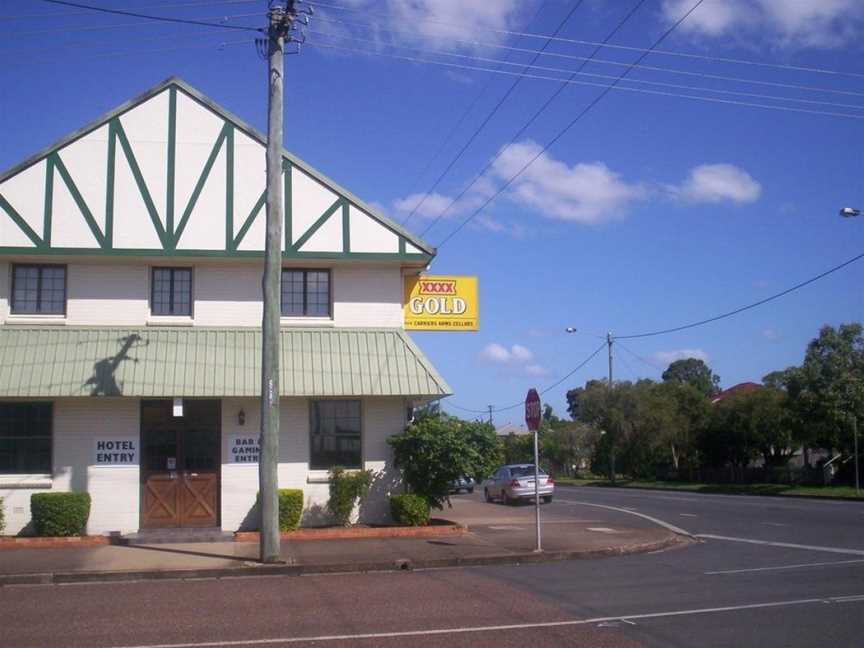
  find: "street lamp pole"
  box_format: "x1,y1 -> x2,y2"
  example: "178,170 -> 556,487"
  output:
839,208 -> 862,494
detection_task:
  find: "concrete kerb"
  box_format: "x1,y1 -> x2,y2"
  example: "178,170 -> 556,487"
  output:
0,534 -> 688,587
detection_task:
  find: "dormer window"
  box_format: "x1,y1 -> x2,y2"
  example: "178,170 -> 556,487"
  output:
151,267 -> 192,316
281,269 -> 331,318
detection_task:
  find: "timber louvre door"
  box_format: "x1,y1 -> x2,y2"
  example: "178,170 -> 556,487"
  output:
140,400 -> 221,529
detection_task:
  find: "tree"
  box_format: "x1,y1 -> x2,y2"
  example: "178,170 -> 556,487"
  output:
662,358 -> 721,398
699,395 -> 755,471
746,387 -> 796,468
388,414 -> 498,509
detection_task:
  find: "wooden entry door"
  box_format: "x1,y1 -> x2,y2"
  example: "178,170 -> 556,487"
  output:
141,400 -> 220,529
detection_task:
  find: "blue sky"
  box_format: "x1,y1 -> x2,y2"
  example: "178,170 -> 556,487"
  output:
2,0 -> 864,424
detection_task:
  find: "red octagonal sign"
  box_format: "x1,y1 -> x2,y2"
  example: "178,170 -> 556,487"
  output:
525,388 -> 541,432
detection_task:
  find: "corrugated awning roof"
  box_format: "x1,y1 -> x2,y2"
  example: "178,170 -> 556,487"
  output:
0,327 -> 450,399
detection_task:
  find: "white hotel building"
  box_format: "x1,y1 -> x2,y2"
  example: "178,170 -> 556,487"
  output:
0,78 -> 450,537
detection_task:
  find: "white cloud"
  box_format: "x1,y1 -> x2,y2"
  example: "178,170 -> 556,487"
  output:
762,328 -> 780,341
490,140 -> 646,223
478,342 -> 548,377
392,192 -> 455,219
650,349 -> 710,367
671,164 -> 762,204
662,0 -> 864,48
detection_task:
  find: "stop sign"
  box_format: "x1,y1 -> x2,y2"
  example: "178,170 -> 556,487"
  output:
525,388 -> 541,431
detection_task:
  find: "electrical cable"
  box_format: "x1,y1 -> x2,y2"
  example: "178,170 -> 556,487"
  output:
397,0 -> 551,227
307,32 -> 864,114
417,0 -> 649,238
38,0 -> 262,32
432,0 -> 707,249
313,14 -> 864,101
308,0 -> 864,81
616,341 -> 662,373
307,43 -> 864,123
2,0 -> 259,21
447,341 -> 607,414
616,250 -> 864,340
400,0 -> 587,228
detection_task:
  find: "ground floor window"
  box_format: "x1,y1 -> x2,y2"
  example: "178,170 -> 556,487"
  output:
310,400 -> 361,470
0,402 -> 52,474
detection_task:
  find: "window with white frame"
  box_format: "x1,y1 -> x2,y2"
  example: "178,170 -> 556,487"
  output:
281,269 -> 331,317
0,402 -> 52,474
151,267 -> 192,316
309,400 -> 361,470
11,264 -> 66,315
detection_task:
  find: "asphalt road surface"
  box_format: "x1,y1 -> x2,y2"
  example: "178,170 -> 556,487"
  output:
1,486 -> 862,647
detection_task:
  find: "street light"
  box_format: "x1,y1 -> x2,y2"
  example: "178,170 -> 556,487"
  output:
839,211 -> 861,494
565,327 -> 577,333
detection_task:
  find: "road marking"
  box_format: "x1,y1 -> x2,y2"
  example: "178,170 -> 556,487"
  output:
705,558 -> 864,575
488,525 -> 524,531
111,594 -> 864,648
679,513 -> 698,517
587,527 -> 619,534
762,522 -> 788,527
697,534 -> 864,556
557,500 -> 693,537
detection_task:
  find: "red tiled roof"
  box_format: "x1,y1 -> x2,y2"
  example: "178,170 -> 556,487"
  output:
711,382 -> 763,404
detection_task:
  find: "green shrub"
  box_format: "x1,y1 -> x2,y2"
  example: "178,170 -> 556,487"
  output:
328,467 -> 373,526
0,497 -> 5,534
390,494 -> 430,526
277,489 -> 303,531
255,489 -> 304,531
31,492 -> 91,537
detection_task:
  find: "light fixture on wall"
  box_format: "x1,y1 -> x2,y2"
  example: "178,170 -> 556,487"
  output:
172,398 -> 184,417
238,409 -> 246,426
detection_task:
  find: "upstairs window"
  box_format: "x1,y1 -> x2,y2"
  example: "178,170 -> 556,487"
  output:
0,402 -> 52,474
151,267 -> 192,316
11,264 -> 66,315
281,269 -> 331,317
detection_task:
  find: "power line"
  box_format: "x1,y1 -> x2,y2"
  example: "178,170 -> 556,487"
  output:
616,250 -> 864,340
447,340 -> 607,414
397,0 -> 551,227
312,15 -> 864,100
616,342 -> 662,373
308,0 -> 864,81
433,0 -> 707,249
2,0 -> 259,21
417,0 -> 649,239
38,0 -> 262,32
400,0 -> 587,228
307,32 -> 864,114
308,43 -> 864,124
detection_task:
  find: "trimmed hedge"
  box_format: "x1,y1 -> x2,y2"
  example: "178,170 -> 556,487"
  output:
390,494 -> 430,526
277,489 -> 303,531
31,492 -> 91,537
256,489 -> 304,531
0,497 -> 5,534
328,467 -> 373,526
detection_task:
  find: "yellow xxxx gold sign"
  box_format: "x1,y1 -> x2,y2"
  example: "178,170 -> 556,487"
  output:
404,275 -> 479,331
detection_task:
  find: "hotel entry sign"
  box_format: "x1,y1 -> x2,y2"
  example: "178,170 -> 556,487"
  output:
404,275 -> 479,331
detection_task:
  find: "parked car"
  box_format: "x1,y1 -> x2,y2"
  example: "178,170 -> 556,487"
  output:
449,476 -> 475,494
483,464 -> 554,504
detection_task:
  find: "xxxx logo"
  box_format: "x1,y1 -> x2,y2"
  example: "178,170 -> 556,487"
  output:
418,280 -> 457,295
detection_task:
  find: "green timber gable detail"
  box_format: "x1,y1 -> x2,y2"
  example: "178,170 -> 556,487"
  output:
0,78 -> 434,263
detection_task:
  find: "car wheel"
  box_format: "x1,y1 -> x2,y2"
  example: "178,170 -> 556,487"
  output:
502,491 -> 511,506
542,495 -> 553,504
484,488 -> 493,503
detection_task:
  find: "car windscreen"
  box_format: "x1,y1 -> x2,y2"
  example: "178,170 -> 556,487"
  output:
510,466 -> 547,477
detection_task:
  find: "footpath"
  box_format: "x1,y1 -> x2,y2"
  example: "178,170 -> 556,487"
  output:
0,495 -> 686,586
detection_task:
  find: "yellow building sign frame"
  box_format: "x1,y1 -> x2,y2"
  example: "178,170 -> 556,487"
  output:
403,275 -> 479,331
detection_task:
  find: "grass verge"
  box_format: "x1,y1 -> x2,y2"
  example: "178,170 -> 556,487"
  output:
555,477 -> 863,500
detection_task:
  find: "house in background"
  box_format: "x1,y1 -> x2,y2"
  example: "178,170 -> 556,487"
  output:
0,77 -> 450,537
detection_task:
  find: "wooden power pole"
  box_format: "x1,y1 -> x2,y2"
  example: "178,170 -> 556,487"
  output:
259,0 -> 293,564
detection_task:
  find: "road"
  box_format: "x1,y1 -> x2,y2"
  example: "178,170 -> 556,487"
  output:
1,486 -> 862,647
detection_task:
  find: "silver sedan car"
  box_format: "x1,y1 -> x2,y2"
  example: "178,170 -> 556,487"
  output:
483,464 -> 554,505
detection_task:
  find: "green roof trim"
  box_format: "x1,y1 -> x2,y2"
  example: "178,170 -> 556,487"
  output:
0,76 -> 436,260
0,327 -> 451,399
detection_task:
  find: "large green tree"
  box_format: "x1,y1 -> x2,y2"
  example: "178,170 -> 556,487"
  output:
389,413 -> 498,509
662,358 -> 721,398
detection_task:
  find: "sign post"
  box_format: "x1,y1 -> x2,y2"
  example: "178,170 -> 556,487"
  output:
525,388 -> 542,553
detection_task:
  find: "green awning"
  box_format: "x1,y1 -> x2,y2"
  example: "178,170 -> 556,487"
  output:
0,327 -> 450,398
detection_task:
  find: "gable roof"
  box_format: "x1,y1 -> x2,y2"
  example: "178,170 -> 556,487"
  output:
0,77 -> 435,260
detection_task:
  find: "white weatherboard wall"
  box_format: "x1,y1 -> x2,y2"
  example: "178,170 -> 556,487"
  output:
0,262 -> 403,328
0,399 -> 140,536
220,397 -> 405,531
